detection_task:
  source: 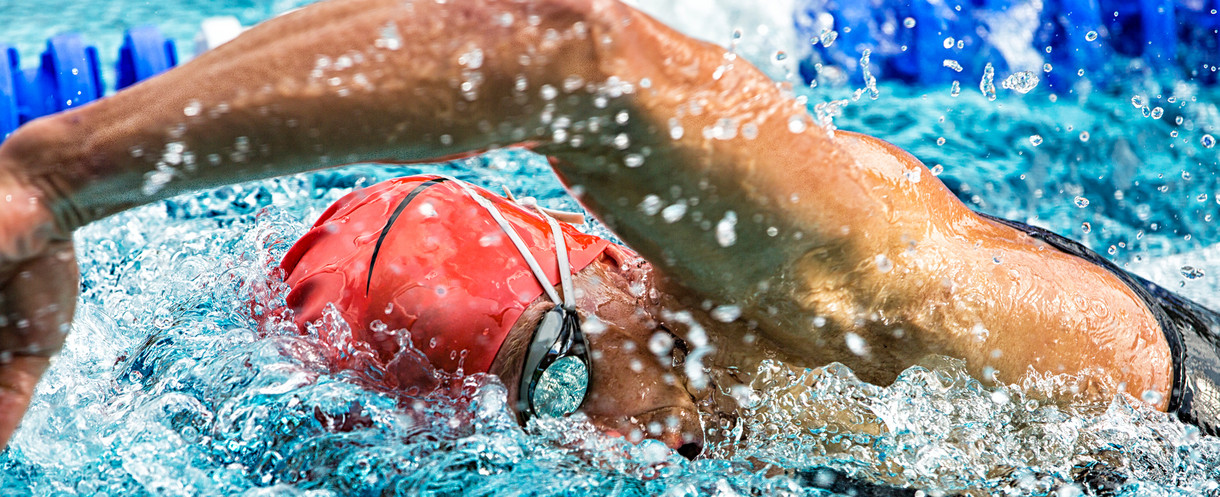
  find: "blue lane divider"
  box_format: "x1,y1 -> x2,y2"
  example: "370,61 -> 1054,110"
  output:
0,26 -> 179,144
797,0 -> 1213,90
117,26 -> 178,90
1,47 -> 18,140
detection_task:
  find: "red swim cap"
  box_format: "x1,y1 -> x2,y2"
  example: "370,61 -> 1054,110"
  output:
280,175 -> 611,383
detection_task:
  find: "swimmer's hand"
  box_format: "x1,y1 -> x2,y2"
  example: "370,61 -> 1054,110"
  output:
0,124 -> 78,450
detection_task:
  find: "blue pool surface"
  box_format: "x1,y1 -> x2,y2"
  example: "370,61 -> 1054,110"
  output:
4,0 -> 1220,495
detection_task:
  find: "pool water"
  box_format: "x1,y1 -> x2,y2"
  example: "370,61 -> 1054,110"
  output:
4,0 -> 1220,495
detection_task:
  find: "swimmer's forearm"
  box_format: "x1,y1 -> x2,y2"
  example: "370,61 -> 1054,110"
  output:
1,0 -> 605,231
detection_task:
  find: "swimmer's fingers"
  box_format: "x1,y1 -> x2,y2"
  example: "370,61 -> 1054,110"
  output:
0,242 -> 78,449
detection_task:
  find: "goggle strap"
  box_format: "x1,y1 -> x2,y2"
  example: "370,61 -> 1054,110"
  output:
534,205 -> 575,310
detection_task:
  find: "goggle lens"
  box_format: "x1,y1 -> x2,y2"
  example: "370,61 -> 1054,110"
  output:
532,355 -> 589,418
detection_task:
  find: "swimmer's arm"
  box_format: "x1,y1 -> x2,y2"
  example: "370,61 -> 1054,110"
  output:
0,0 -> 956,384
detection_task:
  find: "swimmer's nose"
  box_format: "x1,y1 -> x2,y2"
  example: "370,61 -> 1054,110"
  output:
638,407 -> 704,460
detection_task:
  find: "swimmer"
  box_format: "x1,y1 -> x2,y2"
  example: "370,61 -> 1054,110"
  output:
0,0 -> 1215,457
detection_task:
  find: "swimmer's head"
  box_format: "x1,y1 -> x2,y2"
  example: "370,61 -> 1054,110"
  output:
281,176 -> 703,457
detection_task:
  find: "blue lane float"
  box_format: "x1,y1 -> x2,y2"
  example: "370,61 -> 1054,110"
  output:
0,26 -> 180,143
18,33 -> 103,124
1,46 -> 18,139
796,0 -> 1215,90
117,26 -> 178,90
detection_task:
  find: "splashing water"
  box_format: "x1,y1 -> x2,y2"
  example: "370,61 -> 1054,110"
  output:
5,0 -> 1220,495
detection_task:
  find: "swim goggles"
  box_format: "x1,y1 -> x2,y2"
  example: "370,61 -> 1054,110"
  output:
462,183 -> 592,420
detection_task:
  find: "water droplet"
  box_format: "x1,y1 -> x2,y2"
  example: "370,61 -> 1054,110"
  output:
668,118 -> 685,140
903,17 -> 916,28
845,332 -> 869,356
874,254 -> 893,273
787,116 -> 807,133
1079,131 -> 1090,142
183,100 -> 202,117
772,51 -> 787,64
1029,134 -> 1043,146
943,37 -> 955,49
930,164 -> 944,175
1150,107 -> 1164,119
1182,266 -> 1205,279
623,153 -> 644,168
377,21 -> 403,50
540,84 -> 558,101
715,211 -> 738,247
950,80 -> 961,97
1000,71 -> 1040,94
942,59 -> 963,72
1043,63 -> 1053,72
1074,196 -> 1090,208
819,29 -> 838,47
661,202 -> 687,223
1202,134 -> 1216,148
1131,95 -> 1144,108
1085,30 -> 1098,42
613,133 -> 630,149
979,63 -> 996,101
710,304 -> 742,323
1082,222 -> 1091,233
936,137 -> 946,146
648,331 -> 674,356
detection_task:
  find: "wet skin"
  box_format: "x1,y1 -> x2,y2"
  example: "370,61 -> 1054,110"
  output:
0,0 -> 1173,450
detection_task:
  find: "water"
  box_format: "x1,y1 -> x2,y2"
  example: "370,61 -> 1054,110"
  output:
4,0 -> 1220,495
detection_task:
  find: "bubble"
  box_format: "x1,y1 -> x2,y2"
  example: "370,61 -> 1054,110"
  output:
1203,134 -> 1216,148
903,17 -> 916,28
1181,266 -> 1205,279
937,137 -> 946,146
1074,196 -> 1089,208
1028,135 -> 1043,146
1150,107 -> 1164,119
1079,131 -> 1090,142
1085,30 -> 1098,41
1043,63 -> 1052,73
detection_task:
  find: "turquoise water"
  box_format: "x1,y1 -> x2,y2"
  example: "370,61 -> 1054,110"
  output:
4,1 -> 1220,495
